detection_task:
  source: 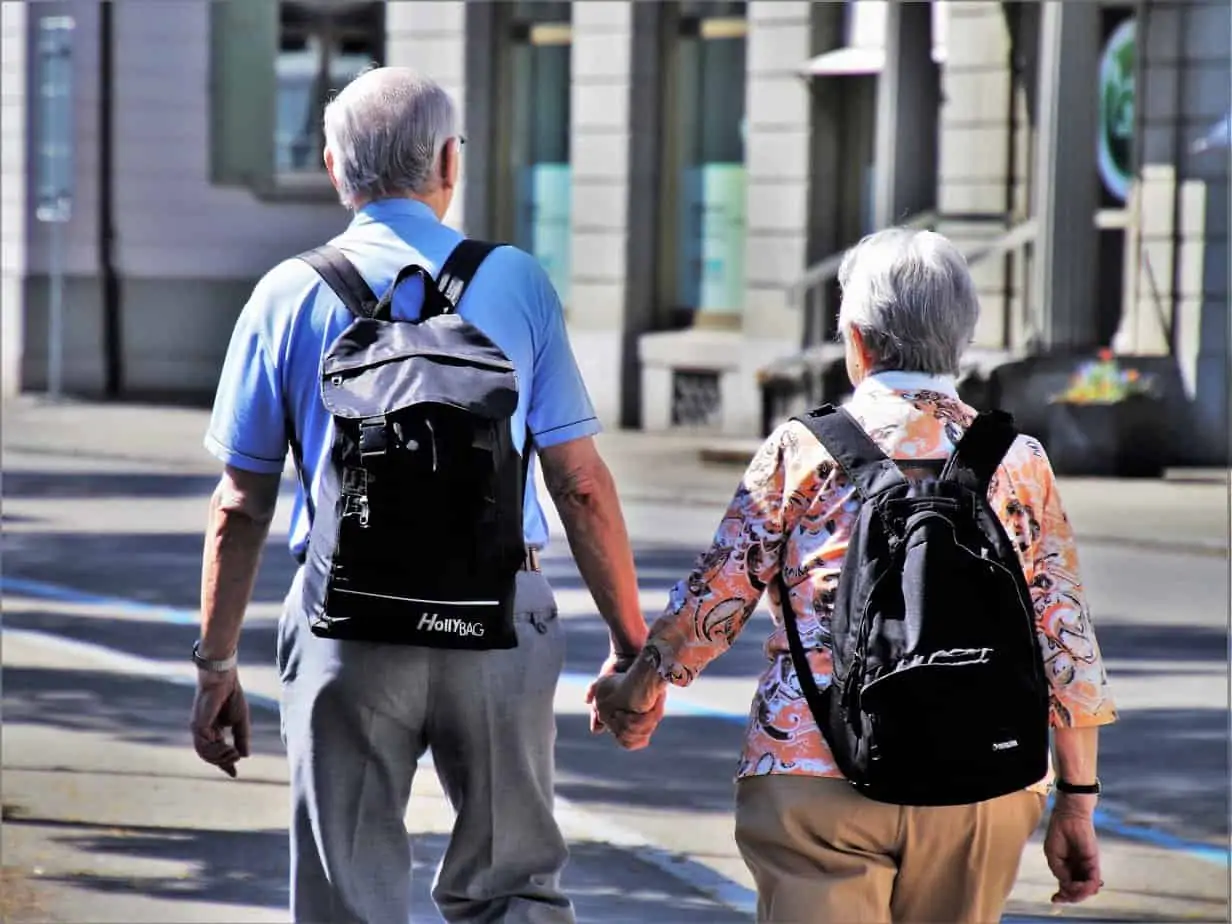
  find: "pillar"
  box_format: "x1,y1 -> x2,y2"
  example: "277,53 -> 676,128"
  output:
386,2 -> 467,230
566,1 -> 634,429
873,0 -> 939,229
1031,0 -> 1101,351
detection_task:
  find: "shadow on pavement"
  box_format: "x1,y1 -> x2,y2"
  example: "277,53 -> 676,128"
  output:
4,818 -> 748,923
1097,706 -> 1230,842
1,471 -> 225,500
2,531 -> 301,609
2,608 -> 279,666
5,817 -> 287,910
1,665 -> 286,759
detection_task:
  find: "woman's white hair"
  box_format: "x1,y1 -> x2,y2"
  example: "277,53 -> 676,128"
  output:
322,66 -> 457,209
837,228 -> 980,377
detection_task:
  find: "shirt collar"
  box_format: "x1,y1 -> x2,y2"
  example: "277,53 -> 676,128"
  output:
350,197 -> 439,227
853,370 -> 960,401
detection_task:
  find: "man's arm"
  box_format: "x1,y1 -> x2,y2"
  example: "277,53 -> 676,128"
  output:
539,436 -> 646,658
198,466 -> 282,659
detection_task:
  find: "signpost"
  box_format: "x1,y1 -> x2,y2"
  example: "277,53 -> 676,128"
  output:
35,15 -> 75,400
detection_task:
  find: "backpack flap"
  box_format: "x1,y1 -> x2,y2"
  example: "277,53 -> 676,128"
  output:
321,314 -> 518,423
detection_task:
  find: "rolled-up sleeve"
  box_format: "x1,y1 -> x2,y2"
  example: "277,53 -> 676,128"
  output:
995,437 -> 1118,729
204,270 -> 291,475
524,255 -> 601,449
645,423 -> 802,686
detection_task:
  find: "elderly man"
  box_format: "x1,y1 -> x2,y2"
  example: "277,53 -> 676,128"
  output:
190,67 -> 653,923
596,228 -> 1117,923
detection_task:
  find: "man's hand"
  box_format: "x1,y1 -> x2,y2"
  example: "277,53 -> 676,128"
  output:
190,668 -> 251,778
589,667 -> 666,751
1044,799 -> 1103,904
584,651 -> 638,733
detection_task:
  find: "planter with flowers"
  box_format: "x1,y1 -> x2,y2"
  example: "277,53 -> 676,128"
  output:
1045,350 -> 1166,478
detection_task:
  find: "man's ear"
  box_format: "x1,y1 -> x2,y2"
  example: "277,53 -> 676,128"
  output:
324,147 -> 341,193
440,138 -> 458,190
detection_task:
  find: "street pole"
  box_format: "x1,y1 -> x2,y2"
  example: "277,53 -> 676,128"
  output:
35,15 -> 75,402
48,215 -> 64,400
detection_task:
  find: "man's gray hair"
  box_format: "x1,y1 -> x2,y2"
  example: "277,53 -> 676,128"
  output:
323,66 -> 458,209
837,228 -> 980,377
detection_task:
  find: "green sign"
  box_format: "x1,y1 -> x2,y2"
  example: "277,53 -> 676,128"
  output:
1097,18 -> 1135,203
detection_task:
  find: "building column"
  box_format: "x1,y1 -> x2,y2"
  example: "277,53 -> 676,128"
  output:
566,1 -> 634,429
1031,0 -> 1101,351
734,0 -> 813,431
386,2 -> 467,231
873,0 -> 939,229
0,1 -> 27,397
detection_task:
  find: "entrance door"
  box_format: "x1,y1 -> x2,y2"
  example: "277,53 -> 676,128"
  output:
656,1 -> 748,330
495,2 -> 572,304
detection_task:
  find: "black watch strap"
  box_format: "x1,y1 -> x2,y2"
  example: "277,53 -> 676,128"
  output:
1055,777 -> 1101,795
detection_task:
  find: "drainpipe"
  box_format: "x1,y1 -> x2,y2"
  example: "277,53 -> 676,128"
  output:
1167,0 -> 1186,359
99,0 -> 122,397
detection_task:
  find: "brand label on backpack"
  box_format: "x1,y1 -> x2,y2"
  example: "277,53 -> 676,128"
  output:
417,612 -> 486,638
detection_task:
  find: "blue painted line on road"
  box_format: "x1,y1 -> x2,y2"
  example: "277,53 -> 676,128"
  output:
0,575 -> 201,625
4,574 -> 1228,869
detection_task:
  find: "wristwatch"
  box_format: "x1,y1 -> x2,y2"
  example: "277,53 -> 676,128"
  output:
192,639 -> 238,673
1055,777 -> 1101,795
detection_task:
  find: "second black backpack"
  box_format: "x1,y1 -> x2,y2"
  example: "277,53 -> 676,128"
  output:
285,239 -> 529,651
780,404 -> 1050,806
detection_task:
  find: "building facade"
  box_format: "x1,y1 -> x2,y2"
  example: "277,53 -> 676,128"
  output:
2,1 -> 1227,461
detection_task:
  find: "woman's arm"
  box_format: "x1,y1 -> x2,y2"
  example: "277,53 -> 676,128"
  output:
595,424 -> 813,734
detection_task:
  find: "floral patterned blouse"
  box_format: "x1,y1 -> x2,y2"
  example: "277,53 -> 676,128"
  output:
644,371 -> 1118,788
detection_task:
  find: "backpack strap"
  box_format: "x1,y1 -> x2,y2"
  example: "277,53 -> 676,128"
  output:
940,410 -> 1019,492
793,404 -> 908,500
436,239 -> 502,311
298,244 -> 380,319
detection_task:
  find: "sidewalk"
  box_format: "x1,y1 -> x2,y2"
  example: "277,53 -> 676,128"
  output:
1,626 -> 751,924
4,622 -> 1228,924
2,396 -> 1229,923
3,396 -> 1227,555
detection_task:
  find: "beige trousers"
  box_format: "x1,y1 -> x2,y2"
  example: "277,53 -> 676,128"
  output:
735,775 -> 1045,924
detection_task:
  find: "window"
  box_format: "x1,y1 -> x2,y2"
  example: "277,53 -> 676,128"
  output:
657,2 -> 748,328
209,0 -> 384,197
491,2 -> 573,302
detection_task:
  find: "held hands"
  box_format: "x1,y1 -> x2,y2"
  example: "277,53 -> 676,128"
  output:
584,651 -> 666,750
1044,795 -> 1104,904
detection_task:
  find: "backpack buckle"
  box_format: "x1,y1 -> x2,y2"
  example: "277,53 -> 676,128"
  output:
359,416 -> 388,462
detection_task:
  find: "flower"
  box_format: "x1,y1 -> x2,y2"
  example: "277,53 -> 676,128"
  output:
1052,351 -> 1156,405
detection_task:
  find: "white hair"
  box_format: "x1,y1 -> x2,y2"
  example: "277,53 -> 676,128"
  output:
322,66 -> 458,209
836,228 -> 980,376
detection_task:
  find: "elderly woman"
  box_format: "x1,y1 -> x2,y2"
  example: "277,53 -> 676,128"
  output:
592,228 -> 1117,923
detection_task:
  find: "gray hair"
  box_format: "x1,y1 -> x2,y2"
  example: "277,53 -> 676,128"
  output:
836,228 -> 980,376
322,66 -> 458,209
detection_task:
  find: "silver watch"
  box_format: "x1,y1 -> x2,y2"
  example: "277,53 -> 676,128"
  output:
192,639 -> 238,672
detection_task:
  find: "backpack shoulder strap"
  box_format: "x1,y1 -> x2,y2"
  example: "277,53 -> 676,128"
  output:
435,239 -> 505,312
940,410 -> 1019,492
297,244 -> 380,319
431,239 -> 535,492
792,404 -> 907,500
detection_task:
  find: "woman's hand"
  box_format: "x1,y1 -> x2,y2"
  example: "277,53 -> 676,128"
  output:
588,665 -> 666,750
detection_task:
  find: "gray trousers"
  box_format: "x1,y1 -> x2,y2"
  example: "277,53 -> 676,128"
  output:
277,569 -> 574,924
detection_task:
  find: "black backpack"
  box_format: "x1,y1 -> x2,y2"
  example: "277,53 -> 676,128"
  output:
780,404 -> 1050,806
284,239 -> 529,651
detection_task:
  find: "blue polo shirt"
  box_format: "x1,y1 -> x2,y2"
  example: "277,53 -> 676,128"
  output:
204,198 -> 601,558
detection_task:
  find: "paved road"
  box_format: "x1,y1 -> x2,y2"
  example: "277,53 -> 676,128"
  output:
2,445 -> 1228,922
